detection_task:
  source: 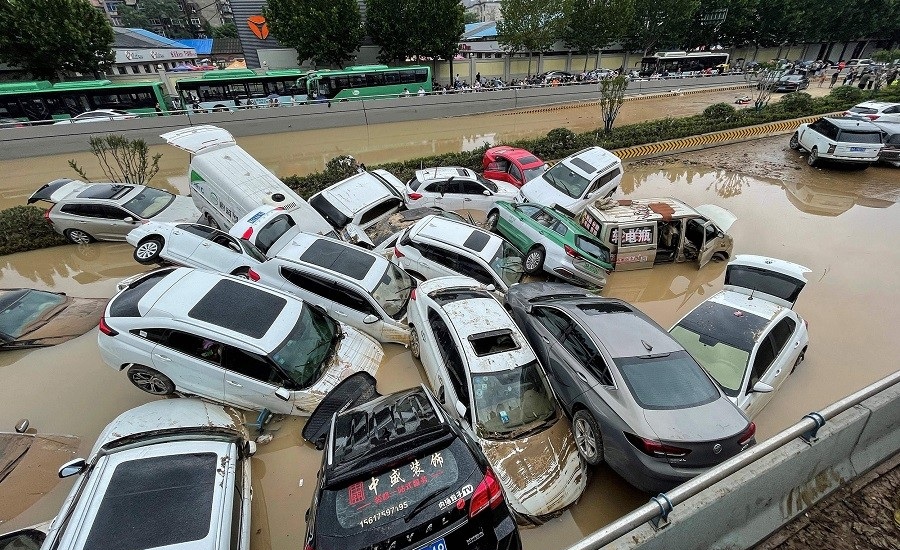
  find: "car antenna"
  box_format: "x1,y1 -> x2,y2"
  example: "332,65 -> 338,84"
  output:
641,340 -> 653,352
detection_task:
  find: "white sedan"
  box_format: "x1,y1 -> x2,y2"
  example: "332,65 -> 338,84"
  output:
404,167 -> 519,213
52,109 -> 139,124
669,255 -> 811,418
126,222 -> 267,276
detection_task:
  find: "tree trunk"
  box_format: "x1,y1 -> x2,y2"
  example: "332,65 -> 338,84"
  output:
584,53 -> 588,72
838,43 -> 848,62
528,52 -> 532,76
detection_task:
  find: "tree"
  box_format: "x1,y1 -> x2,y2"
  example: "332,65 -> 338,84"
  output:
366,0 -> 465,64
264,0 -> 363,68
623,0 -> 701,56
497,0 -> 567,75
119,0 -> 191,38
69,135 -> 162,186
210,22 -> 238,39
564,0 -> 635,71
0,0 -> 114,80
598,75 -> 628,132
463,11 -> 480,24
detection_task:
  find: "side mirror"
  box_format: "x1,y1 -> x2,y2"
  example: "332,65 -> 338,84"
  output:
124,217 -> 136,223
244,440 -> 257,456
275,387 -> 291,401
454,400 -> 467,417
438,386 -> 445,404
58,458 -> 86,478
485,283 -> 496,293
362,314 -> 379,325
751,381 -> 774,394
483,190 -> 492,196
585,192 -> 596,200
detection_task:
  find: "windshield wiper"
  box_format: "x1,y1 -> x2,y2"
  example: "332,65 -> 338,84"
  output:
404,486 -> 447,523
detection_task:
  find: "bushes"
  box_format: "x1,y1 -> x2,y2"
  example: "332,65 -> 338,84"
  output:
703,103 -> 737,120
0,206 -> 67,256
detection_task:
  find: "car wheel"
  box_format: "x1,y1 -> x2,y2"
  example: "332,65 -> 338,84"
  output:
126,365 -> 175,396
231,267 -> 251,279
204,212 -> 220,229
64,228 -> 94,245
409,326 -> 421,359
807,147 -> 820,167
485,210 -> 499,231
133,236 -> 164,264
791,347 -> 807,374
572,409 -> 603,466
789,133 -> 801,150
524,247 -> 545,274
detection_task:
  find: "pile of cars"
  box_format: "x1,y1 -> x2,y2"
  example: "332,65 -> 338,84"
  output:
13,124 -> 820,550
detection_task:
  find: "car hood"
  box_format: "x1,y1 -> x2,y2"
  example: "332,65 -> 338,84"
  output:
479,416 -> 586,518
519,180 -> 580,210
641,397 -> 747,443
492,180 -> 521,197
148,195 -> 201,223
7,297 -> 108,349
296,326 -> 384,415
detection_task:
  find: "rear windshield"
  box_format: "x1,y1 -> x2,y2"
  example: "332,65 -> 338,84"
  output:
615,350 -> 721,410
574,235 -> 611,265
849,106 -> 877,114
122,187 -> 175,219
109,269 -> 173,317
310,195 -> 351,229
255,214 -> 295,254
837,130 -> 882,143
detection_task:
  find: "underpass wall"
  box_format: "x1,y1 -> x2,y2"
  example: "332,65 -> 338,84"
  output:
604,383 -> 900,550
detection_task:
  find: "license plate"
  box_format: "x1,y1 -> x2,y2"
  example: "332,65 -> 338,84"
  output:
419,537 -> 446,550
576,259 -> 600,274
850,147 -> 866,152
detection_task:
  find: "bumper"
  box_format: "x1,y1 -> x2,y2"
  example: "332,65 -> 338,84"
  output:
552,258 -> 607,289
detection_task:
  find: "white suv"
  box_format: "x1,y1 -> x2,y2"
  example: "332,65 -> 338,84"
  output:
789,117 -> 883,167
404,166 -> 519,213
98,267 -> 383,415
843,101 -> 900,123
43,399 -> 254,550
309,169 -> 406,237
250,233 -> 415,345
392,215 -> 525,292
516,146 -> 622,214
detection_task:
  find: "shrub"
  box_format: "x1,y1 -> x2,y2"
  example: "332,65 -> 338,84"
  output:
775,92 -> 814,116
828,85 -> 865,103
703,103 -> 737,120
0,206 -> 67,256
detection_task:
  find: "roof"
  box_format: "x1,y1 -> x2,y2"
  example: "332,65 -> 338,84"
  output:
211,38 -> 243,55
415,166 -> 479,182
277,234 -> 386,289
463,22 -> 498,39
113,27 -> 191,49
710,290 -> 785,323
177,39 -> 213,55
584,197 -> 697,223
440,296 -> 535,373
823,117 -> 882,131
559,147 -> 621,177
412,216 -> 501,259
561,300 -> 684,358
316,172 -> 397,214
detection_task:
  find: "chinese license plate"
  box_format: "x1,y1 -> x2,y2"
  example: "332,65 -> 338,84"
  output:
850,147 -> 866,152
419,537 -> 446,550
576,259 -> 600,275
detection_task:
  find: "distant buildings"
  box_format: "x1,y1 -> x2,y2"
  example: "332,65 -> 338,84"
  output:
90,0 -> 234,38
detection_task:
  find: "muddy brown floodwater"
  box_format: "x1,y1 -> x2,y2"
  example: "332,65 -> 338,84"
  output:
2,91 -> 898,549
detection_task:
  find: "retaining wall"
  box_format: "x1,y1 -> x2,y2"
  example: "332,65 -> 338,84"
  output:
604,382 -> 900,549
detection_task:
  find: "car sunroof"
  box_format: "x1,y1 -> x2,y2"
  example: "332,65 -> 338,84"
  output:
299,239 -> 376,280
463,230 -> 490,252
188,279 -> 286,338
77,184 -> 134,200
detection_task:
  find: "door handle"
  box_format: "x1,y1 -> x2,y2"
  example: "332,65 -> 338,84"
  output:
226,380 -> 243,388
793,341 -> 800,348
577,371 -> 588,383
202,243 -> 211,247
774,370 -> 781,377
155,354 -> 172,362
541,337 -> 550,344
464,197 -> 472,201
335,311 -> 348,317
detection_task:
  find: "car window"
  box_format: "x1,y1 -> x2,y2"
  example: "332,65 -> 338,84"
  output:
417,242 -> 458,270
460,180 -> 484,194
516,204 -> 542,218
163,330 -> 221,364
531,209 -> 556,228
423,181 -> 446,194
489,159 -> 510,172
359,199 -> 402,225
280,267 -> 376,315
532,307 -> 570,339
370,262 -> 413,319
475,174 -> 498,192
550,220 -> 568,236
222,345 -> 282,384
562,324 -> 614,386
541,163 -> 591,199
836,130 -> 882,144
487,241 -> 525,288
210,232 -> 243,252
59,203 -> 94,217
254,214 -> 295,254
509,164 -> 524,182
122,187 -> 175,219
748,317 -> 796,391
455,254 -> 494,285
309,195 -> 351,229
179,224 -> 216,238
428,308 -> 470,412
589,167 -> 622,194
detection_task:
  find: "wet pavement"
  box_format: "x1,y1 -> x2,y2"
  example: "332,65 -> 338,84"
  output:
2,86 -> 897,548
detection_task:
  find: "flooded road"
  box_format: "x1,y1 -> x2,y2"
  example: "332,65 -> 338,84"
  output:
3,98 -> 897,547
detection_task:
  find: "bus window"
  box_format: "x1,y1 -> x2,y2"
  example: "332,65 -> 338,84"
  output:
415,69 -> 428,83
349,73 -> 366,88
366,73 -> 384,86
226,83 -> 247,99
400,70 -> 416,84
384,72 -> 400,85
61,94 -> 89,115
20,98 -> 50,121
247,82 -> 265,99
198,85 -> 228,102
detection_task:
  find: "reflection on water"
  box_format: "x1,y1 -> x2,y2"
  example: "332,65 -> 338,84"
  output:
782,180 -> 895,217
623,163 -> 756,200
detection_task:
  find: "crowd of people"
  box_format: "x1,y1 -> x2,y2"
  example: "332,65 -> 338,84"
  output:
779,58 -> 899,90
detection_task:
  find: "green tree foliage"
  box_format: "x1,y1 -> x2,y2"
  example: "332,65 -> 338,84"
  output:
463,10 -> 480,24
598,75 -> 628,132
497,0 -> 567,74
366,0 -> 465,64
264,0 -> 363,68
0,0 -> 114,80
623,0 -> 701,55
119,0 -> 191,38
563,0 -> 635,71
210,22 -> 238,39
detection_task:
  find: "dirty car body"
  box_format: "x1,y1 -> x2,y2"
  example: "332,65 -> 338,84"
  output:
0,288 -> 107,350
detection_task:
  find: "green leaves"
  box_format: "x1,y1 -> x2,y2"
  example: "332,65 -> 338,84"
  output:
264,0 -> 363,68
365,0 -> 465,64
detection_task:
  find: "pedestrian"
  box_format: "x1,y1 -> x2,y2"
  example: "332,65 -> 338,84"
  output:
830,71 -> 839,88
476,72 -> 481,84
838,60 -> 846,71
401,87 -> 410,97
857,73 -> 870,89
417,85 -> 426,96
817,72 -> 826,87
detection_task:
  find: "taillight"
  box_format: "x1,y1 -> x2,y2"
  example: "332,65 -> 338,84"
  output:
410,287 -> 416,301
408,192 -> 423,200
625,432 -> 691,458
43,209 -> 52,224
564,244 -> 581,259
738,422 -> 756,446
98,316 -> 118,336
247,268 -> 260,281
867,114 -> 880,120
469,468 -> 503,518
241,227 -> 254,240
393,246 -> 405,259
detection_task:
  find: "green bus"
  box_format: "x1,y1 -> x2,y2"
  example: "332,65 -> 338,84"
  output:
0,80 -> 170,123
175,69 -> 310,112
305,65 -> 432,101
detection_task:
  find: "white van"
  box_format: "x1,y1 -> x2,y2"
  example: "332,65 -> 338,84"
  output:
160,125 -> 335,237
516,146 -> 623,214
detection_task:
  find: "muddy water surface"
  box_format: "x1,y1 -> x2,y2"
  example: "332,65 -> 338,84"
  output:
3,108 -> 897,547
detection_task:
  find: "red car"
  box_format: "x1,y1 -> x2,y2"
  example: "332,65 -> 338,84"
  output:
482,146 -> 548,187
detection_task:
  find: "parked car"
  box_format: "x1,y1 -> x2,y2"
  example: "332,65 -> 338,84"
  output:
309,169 -> 406,241
789,117 -> 883,168
505,282 -> 756,493
229,205 -> 308,257
487,201 -> 611,288
844,58 -> 873,71
0,288 -> 107,350
98,267 -> 383,415
126,221 -> 268,275
366,207 -> 472,249
772,74 -> 810,92
391,215 -> 525,292
250,233 -> 415,345
51,109 -> 138,124
843,101 -> 900,123
41,399 -> 254,550
408,276 -> 587,520
873,121 -> 900,167
536,71 -> 575,83
482,146 -> 548,187
669,255 -> 810,418
302,378 -> 522,550
1,526 -> 46,548
404,167 -> 519,214
516,146 -> 623,214
27,179 -> 201,244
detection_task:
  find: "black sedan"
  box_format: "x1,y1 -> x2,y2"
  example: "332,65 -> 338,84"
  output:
773,74 -> 810,92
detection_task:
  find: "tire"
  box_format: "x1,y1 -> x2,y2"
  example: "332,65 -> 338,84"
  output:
231,267 -> 251,279
64,228 -> 93,245
126,365 -> 175,396
789,133 -> 801,150
807,147 -> 820,167
133,236 -> 164,264
524,246 -> 545,275
204,212 -> 220,230
409,326 -> 421,359
485,210 -> 499,231
791,347 -> 807,374
572,409 -> 603,466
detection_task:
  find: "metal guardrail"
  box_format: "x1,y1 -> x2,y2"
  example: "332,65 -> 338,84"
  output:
565,368 -> 900,550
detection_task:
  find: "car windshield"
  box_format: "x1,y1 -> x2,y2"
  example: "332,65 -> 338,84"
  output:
0,290 -> 66,339
541,162 -> 591,198
615,350 -> 721,410
472,361 -> 557,439
239,239 -> 268,262
669,325 -> 750,397
371,262 -> 413,319
574,235 -> 612,266
523,164 -> 548,182
475,174 -> 498,192
122,187 -> 175,219
270,305 -> 339,388
488,241 -> 525,287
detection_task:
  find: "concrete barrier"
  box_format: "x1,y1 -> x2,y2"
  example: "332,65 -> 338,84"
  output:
603,382 -> 900,549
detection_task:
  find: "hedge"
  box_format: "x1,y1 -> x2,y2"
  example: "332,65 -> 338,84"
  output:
0,205 -> 67,256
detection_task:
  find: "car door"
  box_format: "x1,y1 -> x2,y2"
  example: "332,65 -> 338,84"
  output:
191,229 -> 247,271
460,179 -> 491,211
694,219 -> 724,268
507,162 -> 525,187
412,242 -> 461,279
149,329 -> 226,403
740,317 -> 798,417
425,309 -> 473,426
220,345 -> 295,414
438,179 -> 467,211
613,222 -> 657,270
499,204 -> 541,251
528,307 -> 581,409
484,157 -> 511,184
163,224 -> 209,263
723,255 -> 810,309
95,204 -> 141,239
423,181 -> 449,209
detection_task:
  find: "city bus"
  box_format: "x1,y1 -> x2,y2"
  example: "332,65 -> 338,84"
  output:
175,69 -> 310,112
304,65 -> 432,101
0,80 -> 170,123
638,51 -> 731,77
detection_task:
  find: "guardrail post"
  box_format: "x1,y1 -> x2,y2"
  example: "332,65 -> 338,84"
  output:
648,493 -> 674,530
801,412 -> 826,444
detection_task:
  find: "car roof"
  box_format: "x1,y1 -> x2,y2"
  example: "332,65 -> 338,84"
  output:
584,197 -> 697,223
822,117 -> 883,131
410,215 -> 501,260
414,166 -> 478,182
74,183 -> 139,201
274,233 -> 388,290
708,288 -> 787,323
872,120 -> 900,135
314,171 -> 397,214
855,100 -> 900,110
488,147 -> 544,167
556,147 -> 621,178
